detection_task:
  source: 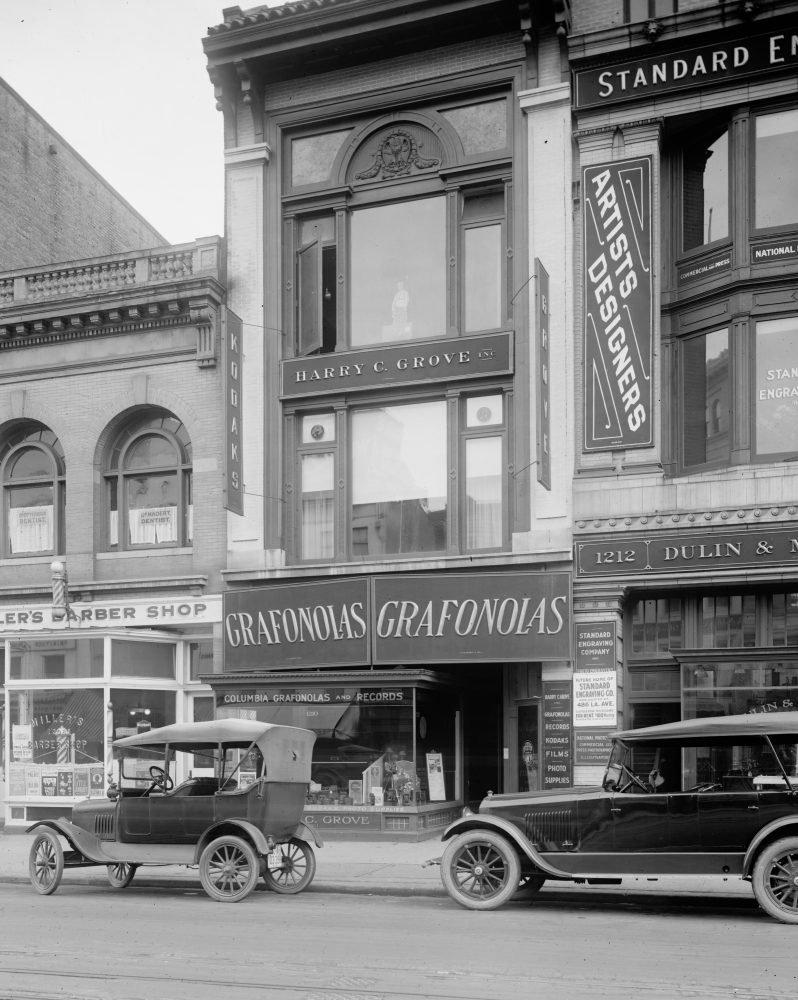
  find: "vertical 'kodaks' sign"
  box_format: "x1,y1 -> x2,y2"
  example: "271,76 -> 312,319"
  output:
583,157 -> 652,451
223,308 -> 244,515
535,259 -> 551,491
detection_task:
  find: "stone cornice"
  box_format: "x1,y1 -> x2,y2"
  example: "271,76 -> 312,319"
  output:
575,503 -> 798,536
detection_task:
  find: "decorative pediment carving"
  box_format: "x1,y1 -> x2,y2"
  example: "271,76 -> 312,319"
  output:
349,125 -> 444,183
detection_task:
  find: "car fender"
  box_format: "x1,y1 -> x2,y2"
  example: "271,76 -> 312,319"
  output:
27,819 -> 107,864
440,814 -> 570,879
194,819 -> 271,862
292,820 -> 324,848
743,815 -> 798,877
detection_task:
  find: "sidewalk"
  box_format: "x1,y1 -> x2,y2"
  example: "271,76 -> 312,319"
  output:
0,831 -> 757,907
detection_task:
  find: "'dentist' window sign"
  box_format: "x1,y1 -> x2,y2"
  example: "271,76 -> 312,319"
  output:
281,332 -> 512,398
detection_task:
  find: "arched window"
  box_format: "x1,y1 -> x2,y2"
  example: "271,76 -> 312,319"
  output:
0,423 -> 65,557
105,411 -> 192,550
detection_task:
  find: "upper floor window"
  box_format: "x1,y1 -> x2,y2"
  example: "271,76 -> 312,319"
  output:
682,129 -> 729,253
755,108 -> 798,232
0,423 -> 65,557
291,390 -> 509,562
624,0 -> 676,22
105,410 -> 192,551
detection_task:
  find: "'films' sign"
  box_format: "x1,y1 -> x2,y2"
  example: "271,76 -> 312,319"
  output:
583,157 -> 652,452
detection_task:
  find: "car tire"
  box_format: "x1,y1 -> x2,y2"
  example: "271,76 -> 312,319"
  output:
107,863 -> 137,889
29,830 -> 64,896
515,874 -> 546,897
441,830 -> 521,911
199,836 -> 260,903
752,837 -> 798,924
263,839 -> 316,894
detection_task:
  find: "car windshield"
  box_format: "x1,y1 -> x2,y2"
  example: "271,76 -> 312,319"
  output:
603,735 -> 798,794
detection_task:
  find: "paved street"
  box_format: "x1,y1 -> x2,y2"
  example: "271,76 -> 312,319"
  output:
1,834 -> 796,1000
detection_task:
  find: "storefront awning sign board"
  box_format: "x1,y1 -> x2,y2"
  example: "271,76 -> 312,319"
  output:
0,595 -> 222,632
223,572 -> 572,670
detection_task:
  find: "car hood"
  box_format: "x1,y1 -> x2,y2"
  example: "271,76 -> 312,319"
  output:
478,786 -> 603,809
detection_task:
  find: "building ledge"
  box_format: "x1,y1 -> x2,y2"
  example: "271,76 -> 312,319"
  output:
0,575 -> 209,604
221,550 -> 572,584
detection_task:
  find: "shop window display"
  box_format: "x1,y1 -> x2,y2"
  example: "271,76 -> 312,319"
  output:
683,661 -> 798,721
8,688 -> 105,800
111,689 -> 176,741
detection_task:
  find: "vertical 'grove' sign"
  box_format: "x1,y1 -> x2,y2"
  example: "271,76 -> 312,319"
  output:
223,308 -> 244,515
583,157 -> 652,451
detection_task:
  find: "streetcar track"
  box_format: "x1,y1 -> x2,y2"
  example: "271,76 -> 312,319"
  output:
0,965 -> 794,1000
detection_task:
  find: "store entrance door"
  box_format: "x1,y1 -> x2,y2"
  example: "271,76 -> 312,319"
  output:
517,703 -> 539,792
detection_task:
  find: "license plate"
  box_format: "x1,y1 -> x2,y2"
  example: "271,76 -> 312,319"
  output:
267,849 -> 284,870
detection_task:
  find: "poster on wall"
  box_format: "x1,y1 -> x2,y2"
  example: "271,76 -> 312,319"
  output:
542,680 -> 572,788
583,156 -> 652,451
573,670 -> 618,727
575,622 -> 616,670
426,753 -> 447,802
8,764 -> 26,797
12,723 -> 33,761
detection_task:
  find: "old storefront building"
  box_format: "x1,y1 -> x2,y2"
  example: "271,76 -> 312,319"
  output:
569,0 -> 798,762
0,238 -> 232,827
204,0 -> 576,836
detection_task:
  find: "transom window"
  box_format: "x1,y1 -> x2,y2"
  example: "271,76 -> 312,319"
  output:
104,410 -> 192,550
0,423 -> 65,557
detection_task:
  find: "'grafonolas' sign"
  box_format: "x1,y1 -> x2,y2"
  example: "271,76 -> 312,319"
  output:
223,572 -> 572,669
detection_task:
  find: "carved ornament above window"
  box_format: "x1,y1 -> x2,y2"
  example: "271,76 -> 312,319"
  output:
354,127 -> 441,181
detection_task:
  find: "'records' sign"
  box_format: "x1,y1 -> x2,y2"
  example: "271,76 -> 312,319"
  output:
583,157 -> 652,452
223,572 -> 571,670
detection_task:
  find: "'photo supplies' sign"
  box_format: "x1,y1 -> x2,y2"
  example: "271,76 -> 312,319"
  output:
583,157 -> 652,452
573,670 -> 618,728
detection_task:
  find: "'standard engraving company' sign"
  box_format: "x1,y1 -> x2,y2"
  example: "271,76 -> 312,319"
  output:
223,571 -> 572,669
372,572 -> 571,664
575,29 -> 798,109
280,332 -> 512,398
577,527 -> 798,577
583,157 -> 652,452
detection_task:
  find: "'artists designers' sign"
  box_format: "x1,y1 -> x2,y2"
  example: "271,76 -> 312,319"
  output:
281,332 -> 512,398
575,30 -> 798,109
577,526 -> 798,577
223,571 -> 571,670
583,157 -> 652,452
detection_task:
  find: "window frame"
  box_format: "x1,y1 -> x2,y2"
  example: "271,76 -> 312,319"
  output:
286,384 -> 511,564
751,106 -> 798,238
676,120 -> 732,262
0,439 -> 65,559
677,324 -> 732,475
104,426 -> 192,552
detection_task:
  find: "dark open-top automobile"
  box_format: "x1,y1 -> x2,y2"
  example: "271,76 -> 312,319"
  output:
27,719 -> 322,902
438,712 -> 798,922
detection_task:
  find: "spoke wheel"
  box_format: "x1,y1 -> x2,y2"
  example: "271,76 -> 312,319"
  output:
515,874 -> 546,898
263,839 -> 316,894
29,831 -> 64,896
199,836 -> 259,903
753,837 -> 798,924
441,830 -> 520,911
107,863 -> 137,889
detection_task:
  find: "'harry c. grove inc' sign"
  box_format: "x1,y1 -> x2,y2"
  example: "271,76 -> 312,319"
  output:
223,572 -> 572,670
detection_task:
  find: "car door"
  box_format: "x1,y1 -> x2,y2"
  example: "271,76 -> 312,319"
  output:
149,792 -> 190,843
610,790 -> 670,854
698,783 -> 762,853
119,793 -> 150,839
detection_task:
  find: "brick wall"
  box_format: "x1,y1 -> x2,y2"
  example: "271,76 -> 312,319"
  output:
0,340 -> 227,595
572,0 -> 625,35
0,78 -> 167,270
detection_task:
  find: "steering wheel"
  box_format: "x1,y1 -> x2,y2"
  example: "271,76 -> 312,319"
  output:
148,765 -> 174,792
688,782 -> 722,793
617,763 -> 650,794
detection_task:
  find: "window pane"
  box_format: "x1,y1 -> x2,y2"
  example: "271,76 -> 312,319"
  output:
8,447 -> 53,479
465,436 -> 502,549
302,413 -> 336,443
683,131 -> 728,251
108,478 -> 118,548
465,224 -> 502,332
466,394 -> 503,427
463,193 -> 504,221
111,688 -> 176,737
755,316 -> 798,458
756,109 -> 798,230
126,475 -> 178,545
350,198 -> 446,346
111,640 -> 175,679
189,642 -> 215,682
297,240 -> 322,356
701,595 -> 756,648
9,688 -> 104,771
302,453 -> 334,560
124,435 -> 177,470
351,401 -> 447,556
682,328 -> 729,468
300,216 -> 335,245
8,485 -> 53,553
9,638 -> 104,680
631,597 -> 681,653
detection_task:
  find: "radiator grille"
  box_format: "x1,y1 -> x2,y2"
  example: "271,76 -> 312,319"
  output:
94,812 -> 116,840
525,809 -> 574,847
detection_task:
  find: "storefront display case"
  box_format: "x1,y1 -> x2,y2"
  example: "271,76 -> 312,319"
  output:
212,669 -> 463,839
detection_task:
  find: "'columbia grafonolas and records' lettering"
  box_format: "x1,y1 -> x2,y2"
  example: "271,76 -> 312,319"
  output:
583,157 -> 652,451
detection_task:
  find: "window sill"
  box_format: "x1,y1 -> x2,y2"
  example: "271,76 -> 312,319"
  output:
97,548 -> 193,560
0,555 -> 56,566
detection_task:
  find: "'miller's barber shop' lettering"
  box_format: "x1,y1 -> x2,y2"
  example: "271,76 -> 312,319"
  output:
223,572 -> 572,669
575,30 -> 798,109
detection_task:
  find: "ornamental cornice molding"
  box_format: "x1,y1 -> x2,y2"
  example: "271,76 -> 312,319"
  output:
575,503 -> 798,535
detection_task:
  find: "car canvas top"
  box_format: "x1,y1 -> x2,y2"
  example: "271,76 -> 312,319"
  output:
611,710 -> 798,743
